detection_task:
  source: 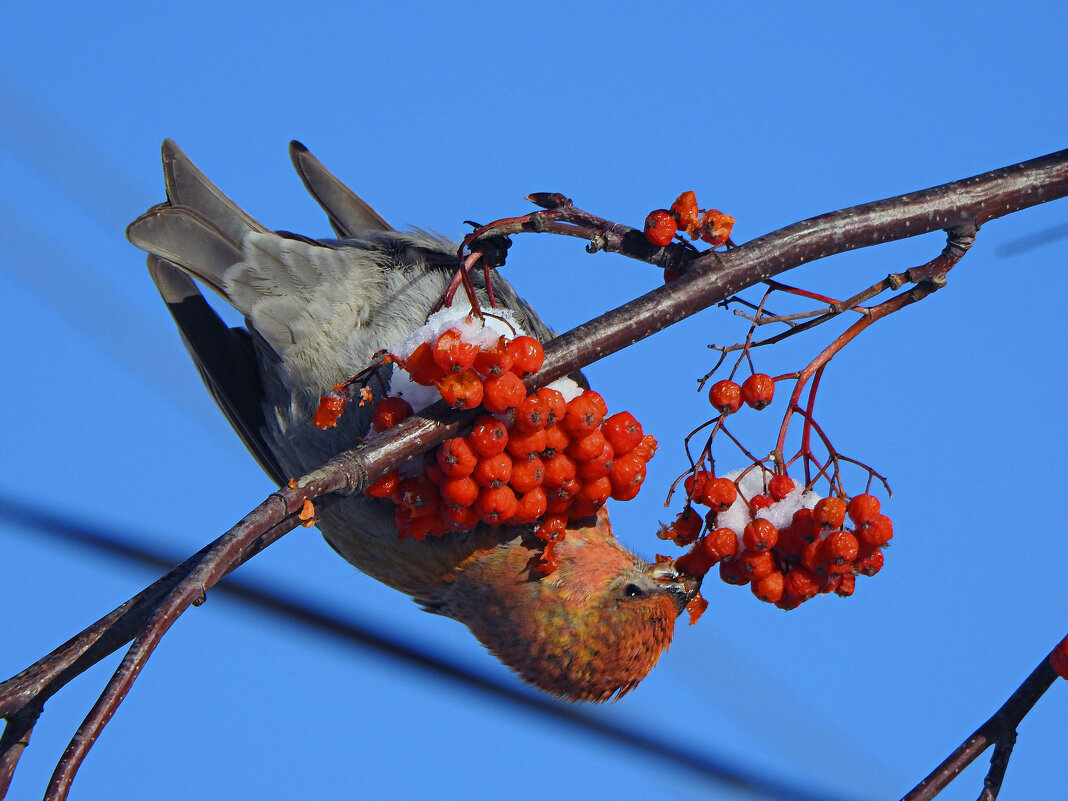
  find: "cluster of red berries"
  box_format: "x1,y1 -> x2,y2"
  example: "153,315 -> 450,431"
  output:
643,190 -> 736,249
315,326 -> 655,568
662,472 -> 893,611
708,373 -> 776,413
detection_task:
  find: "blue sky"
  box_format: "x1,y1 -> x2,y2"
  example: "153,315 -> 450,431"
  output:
2,3 -> 1066,800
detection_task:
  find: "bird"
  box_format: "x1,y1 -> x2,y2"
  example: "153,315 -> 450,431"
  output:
126,140 -> 700,701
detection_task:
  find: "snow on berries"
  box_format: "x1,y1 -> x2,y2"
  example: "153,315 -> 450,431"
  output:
663,465 -> 891,612
316,299 -> 655,565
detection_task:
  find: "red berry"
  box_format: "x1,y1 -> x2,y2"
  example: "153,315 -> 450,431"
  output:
662,507 -> 702,545
541,423 -> 570,456
436,369 -> 484,409
371,396 -> 413,432
601,411 -> 643,456
856,514 -> 894,547
743,518 -> 778,551
783,567 -> 820,601
824,530 -> 859,565
472,453 -> 513,488
467,415 -> 508,457
834,573 -> 856,597
473,335 -> 514,377
476,485 -> 518,524
432,328 -> 478,372
562,395 -> 602,438
738,549 -> 774,580
440,475 -> 479,507
740,373 -> 775,409
365,470 -> 399,499
644,209 -> 677,247
749,494 -> 774,512
675,543 -> 714,578
684,470 -> 711,502
313,394 -> 347,429
577,441 -> 615,482
703,527 -> 739,562
847,494 -> 881,525
542,453 -> 577,487
536,387 -> 566,424
509,455 -> 545,494
436,436 -> 477,477
506,336 -> 545,377
767,474 -> 795,501
396,475 -> 440,518
1050,636 -> 1068,681
513,394 -> 550,433
670,191 -> 700,234
699,477 -> 738,511
482,371 -> 526,413
608,453 -> 645,498
752,570 -> 785,603
576,476 -> 612,507
856,546 -> 885,577
708,380 -> 742,414
506,427 -> 548,460
402,341 -> 447,385
566,429 -> 607,462
512,487 -> 548,524
583,390 -> 609,418
631,434 -> 658,462
813,497 -> 847,529
719,557 -> 750,586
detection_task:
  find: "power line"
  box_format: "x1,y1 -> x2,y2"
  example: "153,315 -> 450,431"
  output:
0,494 -> 857,801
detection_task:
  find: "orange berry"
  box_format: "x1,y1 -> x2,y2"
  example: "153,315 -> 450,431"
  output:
631,433 -> 658,462
749,494 -> 774,512
699,477 -> 738,511
583,390 -> 609,418
506,336 -> 545,377
542,453 -> 577,487
738,549 -> 775,580
422,451 -> 446,485
436,436 -> 477,477
824,530 -> 859,565
813,497 -> 847,529
856,546 -> 885,577
541,423 -> 570,455
856,514 -> 894,547
791,507 -> 819,543
473,335 -> 514,377
601,411 -> 643,456
783,567 -> 820,601
669,190 -> 700,234
767,474 -> 795,501
576,476 -> 612,507
686,592 -> 709,626
696,209 -> 735,246
561,395 -> 600,438
752,570 -> 785,603
577,441 -> 615,481
719,557 -> 750,586
847,494 -> 881,525
472,452 -> 513,488
675,543 -> 714,578
476,485 -> 518,524
684,470 -> 711,502
443,502 -> 481,530
662,507 -> 702,545
371,396 -> 414,432
743,518 -> 778,551
566,428 -> 607,462
1050,636 -> 1068,681
365,470 -> 399,499
313,394 -> 347,429
512,486 -> 548,524
644,209 -> 677,247
402,341 -> 446,385
608,452 -> 645,496
740,373 -> 775,410
509,455 -> 545,494
433,328 -> 479,372
708,380 -> 742,414
436,369 -> 484,410
467,415 -> 508,457
440,475 -> 479,507
835,573 -> 856,597
703,527 -> 739,562
396,475 -> 440,518
482,371 -> 526,413
536,387 -> 566,424
506,427 -> 548,459
513,393 -> 550,433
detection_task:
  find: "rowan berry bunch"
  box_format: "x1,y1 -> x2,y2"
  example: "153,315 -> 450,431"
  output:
643,190 -> 736,251
661,466 -> 892,614
312,302 -> 655,572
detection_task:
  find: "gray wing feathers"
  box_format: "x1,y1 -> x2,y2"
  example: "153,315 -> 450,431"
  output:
289,140 -> 393,236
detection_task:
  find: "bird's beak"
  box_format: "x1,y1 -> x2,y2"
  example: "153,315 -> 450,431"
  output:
647,559 -> 702,616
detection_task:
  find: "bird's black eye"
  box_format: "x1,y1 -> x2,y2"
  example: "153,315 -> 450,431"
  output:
623,584 -> 644,598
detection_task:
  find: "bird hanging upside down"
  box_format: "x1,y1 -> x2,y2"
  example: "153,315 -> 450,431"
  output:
127,140 -> 699,701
